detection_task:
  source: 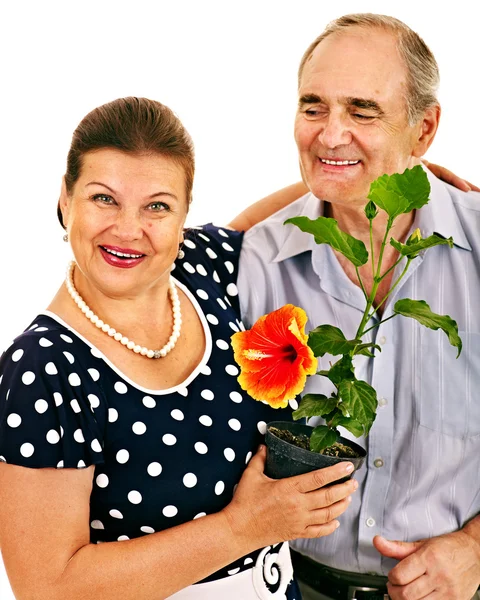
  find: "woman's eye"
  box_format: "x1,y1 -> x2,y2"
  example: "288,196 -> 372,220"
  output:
148,202 -> 170,212
93,194 -> 115,204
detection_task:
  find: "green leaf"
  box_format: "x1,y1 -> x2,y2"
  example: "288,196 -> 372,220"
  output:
368,166 -> 430,219
310,426 -> 340,452
390,234 -> 453,257
308,325 -> 361,357
332,416 -> 364,437
284,216 -> 368,267
320,355 -> 355,386
353,342 -> 381,357
338,380 -> 378,434
292,394 -> 338,420
394,299 -> 463,357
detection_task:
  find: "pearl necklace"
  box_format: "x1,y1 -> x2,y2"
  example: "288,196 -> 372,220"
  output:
65,261 -> 182,358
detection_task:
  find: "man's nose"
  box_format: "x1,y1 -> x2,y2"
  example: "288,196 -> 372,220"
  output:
112,208 -> 143,241
317,114 -> 353,149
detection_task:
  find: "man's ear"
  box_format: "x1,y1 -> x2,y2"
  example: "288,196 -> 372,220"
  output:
412,104 -> 441,158
59,177 -> 70,228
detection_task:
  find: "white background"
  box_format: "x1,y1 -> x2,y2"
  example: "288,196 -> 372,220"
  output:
0,1 -> 478,597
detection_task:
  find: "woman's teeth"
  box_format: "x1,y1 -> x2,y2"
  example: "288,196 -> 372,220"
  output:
102,247 -> 143,259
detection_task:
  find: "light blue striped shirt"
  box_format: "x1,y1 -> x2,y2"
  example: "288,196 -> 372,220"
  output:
238,171 -> 480,575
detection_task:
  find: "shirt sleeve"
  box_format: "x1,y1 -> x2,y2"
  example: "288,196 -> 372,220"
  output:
0,331 -> 107,469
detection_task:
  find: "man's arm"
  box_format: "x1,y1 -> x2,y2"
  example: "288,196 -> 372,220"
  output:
228,164 -> 480,232
373,516 -> 480,600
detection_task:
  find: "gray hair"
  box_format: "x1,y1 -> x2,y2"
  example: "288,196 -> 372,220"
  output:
298,13 -> 440,125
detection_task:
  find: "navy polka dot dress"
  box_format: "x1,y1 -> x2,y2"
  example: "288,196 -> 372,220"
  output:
0,225 -> 300,598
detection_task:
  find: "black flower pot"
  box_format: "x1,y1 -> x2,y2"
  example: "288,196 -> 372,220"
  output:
265,421 -> 366,482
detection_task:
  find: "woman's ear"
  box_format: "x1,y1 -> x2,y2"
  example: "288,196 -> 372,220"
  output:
412,104 -> 441,158
58,177 -> 70,229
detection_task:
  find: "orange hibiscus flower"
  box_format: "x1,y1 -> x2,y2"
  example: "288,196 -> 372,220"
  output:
231,305 -> 317,408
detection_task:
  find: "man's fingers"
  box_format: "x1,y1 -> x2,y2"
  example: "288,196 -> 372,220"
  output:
292,462 -> 355,493
387,573 -> 435,599
373,535 -> 423,560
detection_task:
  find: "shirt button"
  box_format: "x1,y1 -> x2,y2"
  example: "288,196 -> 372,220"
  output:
373,458 -> 384,468
379,336 -> 387,345
366,517 -> 376,527
378,397 -> 388,407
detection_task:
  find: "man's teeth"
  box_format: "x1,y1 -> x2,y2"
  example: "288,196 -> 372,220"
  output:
320,159 -> 360,165
103,247 -> 143,259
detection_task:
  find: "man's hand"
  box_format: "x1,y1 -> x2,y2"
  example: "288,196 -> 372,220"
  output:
373,532 -> 480,599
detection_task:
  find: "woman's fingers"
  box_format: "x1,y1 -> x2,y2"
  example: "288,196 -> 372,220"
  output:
291,462 -> 355,493
306,477 -> 358,509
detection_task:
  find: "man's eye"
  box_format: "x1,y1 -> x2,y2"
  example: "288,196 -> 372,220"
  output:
93,194 -> 115,204
303,108 -> 327,120
353,113 -> 375,120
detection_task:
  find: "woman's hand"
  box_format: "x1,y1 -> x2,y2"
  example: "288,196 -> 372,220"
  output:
423,159 -> 480,192
222,445 -> 357,550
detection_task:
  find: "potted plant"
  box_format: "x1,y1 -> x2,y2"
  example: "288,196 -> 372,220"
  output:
231,166 -> 462,479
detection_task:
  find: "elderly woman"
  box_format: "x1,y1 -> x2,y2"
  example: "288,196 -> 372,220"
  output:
0,97 -> 358,600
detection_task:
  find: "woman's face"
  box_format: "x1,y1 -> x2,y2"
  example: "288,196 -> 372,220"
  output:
60,148 -> 189,300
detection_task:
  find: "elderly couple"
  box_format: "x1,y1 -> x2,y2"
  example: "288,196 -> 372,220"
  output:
0,12 -> 479,600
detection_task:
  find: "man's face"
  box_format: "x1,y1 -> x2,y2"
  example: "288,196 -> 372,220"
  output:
295,27 -> 423,207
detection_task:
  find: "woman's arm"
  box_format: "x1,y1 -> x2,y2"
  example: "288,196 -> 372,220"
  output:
0,448 -> 356,600
228,163 -> 479,232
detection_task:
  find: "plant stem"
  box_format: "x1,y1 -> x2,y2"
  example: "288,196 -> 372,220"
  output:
369,219 -> 375,276
368,258 -> 412,320
377,256 -> 403,282
355,266 -> 368,300
361,314 -> 397,336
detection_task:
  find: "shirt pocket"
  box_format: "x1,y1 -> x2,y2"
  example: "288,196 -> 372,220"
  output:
417,330 -> 480,438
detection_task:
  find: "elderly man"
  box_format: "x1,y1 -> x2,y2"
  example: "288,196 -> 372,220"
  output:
235,13 -> 480,600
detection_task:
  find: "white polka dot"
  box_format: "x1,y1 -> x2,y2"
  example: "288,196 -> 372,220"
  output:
132,422 -> 147,435
109,509 -> 123,519
206,248 -> 217,259
35,399 -> 48,414
183,262 -> 195,274
63,351 -> 75,364
141,526 -> 155,534
91,520 -> 104,529
128,491 -> 142,504
217,298 -> 227,310
245,451 -> 253,464
257,421 -> 267,434
226,283 -> 238,297
213,270 -> 220,283
60,426 -> 64,438
53,392 -> 63,406
147,462 -> 162,477
74,429 -> 85,443
215,481 -> 225,495
225,261 -> 234,274
224,296 -> 232,307
206,314 -> 219,325
142,396 -> 156,408
5,388 -> 9,400
20,443 -> 34,458
77,460 -> 86,468
289,399 -> 299,410
57,460 -> 64,468
224,448 -> 235,462
218,229 -> 229,238
183,473 -> 198,488
29,324 -> 38,330
108,408 -> 118,423
162,505 -> 178,518
216,339 -> 229,351
0,456 -> 5,463
70,399 -> 81,413
225,365 -> 239,376
117,535 -> 130,541
114,382 -> 128,394
244,557 -> 254,565
96,474 -> 109,488
196,289 -> 209,300
184,239 -> 196,249
116,449 -> 129,464
88,368 -> 100,381
60,334 -> 73,343
39,338 -> 53,348
228,418 -> 241,431
91,439 -> 102,452
7,413 -> 21,428
196,264 -> 208,276
228,567 -> 241,576
177,386 -> 189,397
162,434 -> 177,446
229,391 -> 242,403
200,365 -> 211,376
222,242 -> 234,252
12,349 -> 24,362
90,347 -> 103,358
229,322 -> 240,332
88,394 -> 100,409
171,409 -> 184,421
198,233 -> 210,242
194,512 -> 206,519
68,373 -> 81,386
22,371 -> 35,385
46,429 -> 60,444
194,442 -> 208,454
201,389 -> 214,401
199,415 -> 213,427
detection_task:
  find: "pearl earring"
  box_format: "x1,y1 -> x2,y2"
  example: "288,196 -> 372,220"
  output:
63,233 -> 69,242
177,248 -> 185,260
